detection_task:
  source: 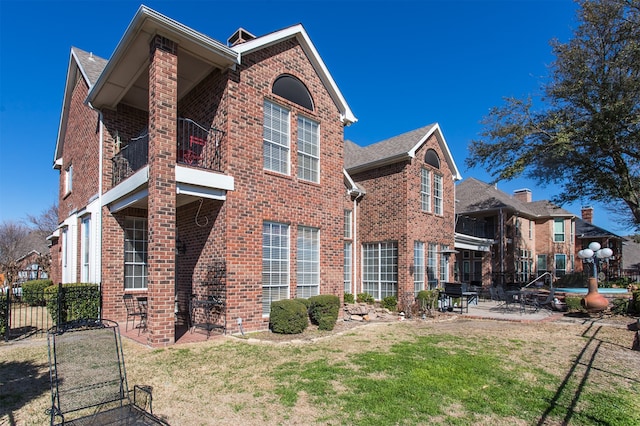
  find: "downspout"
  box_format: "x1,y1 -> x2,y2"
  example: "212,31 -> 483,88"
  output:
350,189 -> 364,295
499,208 -> 504,286
88,103 -> 104,317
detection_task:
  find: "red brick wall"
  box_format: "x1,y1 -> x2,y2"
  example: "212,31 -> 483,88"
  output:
350,133 -> 456,298
146,35 -> 178,346
222,39 -> 346,332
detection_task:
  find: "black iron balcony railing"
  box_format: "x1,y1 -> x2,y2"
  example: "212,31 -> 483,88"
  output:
111,118 -> 224,186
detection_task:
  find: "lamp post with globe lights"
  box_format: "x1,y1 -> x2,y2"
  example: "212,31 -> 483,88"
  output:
577,242 -> 613,312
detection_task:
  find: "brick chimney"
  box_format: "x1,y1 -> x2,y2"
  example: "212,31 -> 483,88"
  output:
582,206 -> 594,224
513,188 -> 532,203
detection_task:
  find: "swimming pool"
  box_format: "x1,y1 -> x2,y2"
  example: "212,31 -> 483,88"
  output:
554,287 -> 629,294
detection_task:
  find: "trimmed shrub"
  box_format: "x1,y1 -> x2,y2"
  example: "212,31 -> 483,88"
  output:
382,295 -> 397,311
294,298 -> 311,309
46,283 -> 100,325
308,294 -> 340,331
22,279 -> 53,306
269,299 -> 309,334
356,293 -> 374,304
632,290 -> 640,314
343,293 -> 355,304
417,290 -> 440,315
565,296 -> 585,313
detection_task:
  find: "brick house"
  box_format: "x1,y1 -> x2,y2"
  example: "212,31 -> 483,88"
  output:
455,178 -> 577,288
575,207 -> 625,280
50,6 -> 356,346
344,125 -> 462,307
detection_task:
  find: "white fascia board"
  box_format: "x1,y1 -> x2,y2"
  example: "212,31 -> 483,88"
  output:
109,188 -> 149,213
101,166 -> 149,207
54,50 -> 81,167
233,24 -> 357,126
87,5 -> 239,107
175,165 -> 234,191
454,233 -> 494,252
407,123 -> 462,181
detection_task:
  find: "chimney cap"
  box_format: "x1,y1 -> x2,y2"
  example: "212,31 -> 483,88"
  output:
228,28 -> 256,46
513,188 -> 531,194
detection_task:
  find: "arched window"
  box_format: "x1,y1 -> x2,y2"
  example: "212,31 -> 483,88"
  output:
424,149 -> 440,169
272,74 -> 314,110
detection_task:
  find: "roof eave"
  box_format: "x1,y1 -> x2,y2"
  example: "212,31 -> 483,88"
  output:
346,152 -> 413,175
233,24 -> 357,126
86,5 -> 239,110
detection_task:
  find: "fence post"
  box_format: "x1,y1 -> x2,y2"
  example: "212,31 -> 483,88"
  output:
57,283 -> 63,325
3,293 -> 9,342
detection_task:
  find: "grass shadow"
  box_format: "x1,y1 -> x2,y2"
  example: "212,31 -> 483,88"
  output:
0,359 -> 50,424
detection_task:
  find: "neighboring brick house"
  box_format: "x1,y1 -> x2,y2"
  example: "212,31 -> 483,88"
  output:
50,6 -> 356,346
344,124 -> 462,307
455,178 -> 576,287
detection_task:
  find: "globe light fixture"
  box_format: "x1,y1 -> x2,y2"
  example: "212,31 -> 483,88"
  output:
577,241 -> 613,312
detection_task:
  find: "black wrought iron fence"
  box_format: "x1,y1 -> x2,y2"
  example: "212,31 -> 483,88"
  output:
2,284 -> 100,341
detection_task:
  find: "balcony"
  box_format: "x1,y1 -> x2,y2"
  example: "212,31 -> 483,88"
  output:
112,118 -> 224,187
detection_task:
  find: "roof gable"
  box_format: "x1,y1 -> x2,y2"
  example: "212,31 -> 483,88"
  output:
345,124 -> 461,180
54,47 -> 108,166
232,24 -> 356,126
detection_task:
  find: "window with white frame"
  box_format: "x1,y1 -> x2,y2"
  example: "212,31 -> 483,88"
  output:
555,254 -> 566,277
420,169 -> 431,212
362,242 -> 397,300
554,219 -> 565,242
529,220 -> 533,239
434,174 -> 443,215
65,164 -> 73,194
414,241 -> 424,295
81,216 -> 91,282
427,243 -> 438,289
344,242 -> 352,294
297,116 -> 319,182
124,217 -> 148,290
262,222 -> 290,315
344,210 -> 352,239
263,100 -> 290,174
296,226 -> 319,298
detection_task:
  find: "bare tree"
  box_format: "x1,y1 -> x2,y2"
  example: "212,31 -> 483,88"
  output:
0,221 -> 31,287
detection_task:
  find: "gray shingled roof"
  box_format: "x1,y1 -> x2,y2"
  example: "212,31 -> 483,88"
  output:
344,124 -> 436,171
72,47 -> 108,87
527,199 -> 574,217
575,217 -> 623,239
456,178 -> 537,216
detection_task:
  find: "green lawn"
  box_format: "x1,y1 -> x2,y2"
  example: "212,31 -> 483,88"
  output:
1,318 -> 639,425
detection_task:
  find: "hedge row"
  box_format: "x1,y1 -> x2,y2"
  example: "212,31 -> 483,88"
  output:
45,283 -> 100,324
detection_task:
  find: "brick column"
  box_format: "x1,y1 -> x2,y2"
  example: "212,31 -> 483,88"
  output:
147,35 -> 178,346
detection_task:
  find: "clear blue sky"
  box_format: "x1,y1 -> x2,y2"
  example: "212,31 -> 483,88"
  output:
0,0 -> 630,233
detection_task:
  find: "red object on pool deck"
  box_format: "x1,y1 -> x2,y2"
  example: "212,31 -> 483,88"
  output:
581,277 -> 609,312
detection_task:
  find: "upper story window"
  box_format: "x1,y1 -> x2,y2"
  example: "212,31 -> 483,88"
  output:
272,74 -> 314,110
64,164 -> 73,195
421,150 -> 443,215
344,210 -> 352,239
297,116 -> 319,183
553,219 -> 565,242
263,100 -> 290,174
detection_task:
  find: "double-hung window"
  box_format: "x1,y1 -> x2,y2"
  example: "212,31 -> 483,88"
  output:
554,219 -> 565,242
263,100 -> 290,174
433,174 -> 443,215
421,169 -> 431,212
124,217 -> 148,290
414,241 -> 425,295
297,116 -> 319,182
297,226 -> 319,298
65,164 -> 73,195
262,222 -> 290,315
427,243 -> 438,289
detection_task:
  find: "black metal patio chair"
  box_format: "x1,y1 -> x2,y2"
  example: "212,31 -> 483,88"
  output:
47,319 -> 169,425
123,294 -> 146,332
